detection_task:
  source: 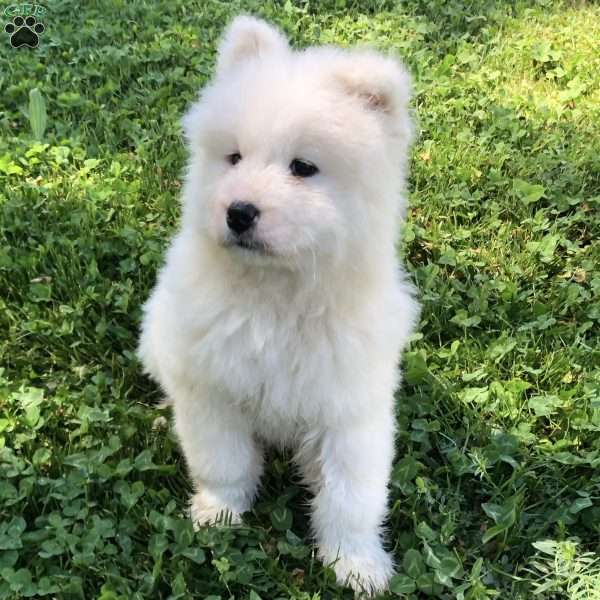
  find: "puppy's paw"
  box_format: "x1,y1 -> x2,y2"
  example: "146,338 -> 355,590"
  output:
189,489 -> 242,528
330,548 -> 394,596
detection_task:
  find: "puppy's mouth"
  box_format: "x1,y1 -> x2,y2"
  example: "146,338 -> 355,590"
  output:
224,235 -> 272,256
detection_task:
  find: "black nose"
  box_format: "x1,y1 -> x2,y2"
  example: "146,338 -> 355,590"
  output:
227,201 -> 260,235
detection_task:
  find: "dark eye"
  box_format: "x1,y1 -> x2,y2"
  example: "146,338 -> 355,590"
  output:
290,158 -> 318,178
227,152 -> 242,165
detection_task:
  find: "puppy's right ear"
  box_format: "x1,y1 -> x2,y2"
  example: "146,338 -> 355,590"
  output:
216,16 -> 289,74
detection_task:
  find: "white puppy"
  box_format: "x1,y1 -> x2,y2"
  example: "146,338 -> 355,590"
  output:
138,16 -> 419,594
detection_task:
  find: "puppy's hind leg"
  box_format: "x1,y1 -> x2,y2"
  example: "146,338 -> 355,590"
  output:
303,416 -> 396,595
173,388 -> 263,526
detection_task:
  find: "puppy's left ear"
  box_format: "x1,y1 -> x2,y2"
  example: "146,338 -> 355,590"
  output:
332,50 -> 413,138
216,16 -> 289,74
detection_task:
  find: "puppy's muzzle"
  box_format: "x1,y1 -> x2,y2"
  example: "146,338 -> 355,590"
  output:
227,201 -> 260,235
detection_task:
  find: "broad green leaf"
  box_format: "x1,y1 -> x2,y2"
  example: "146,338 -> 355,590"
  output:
513,178 -> 545,204
423,542 -> 441,569
270,506 -> 292,531
482,497 -> 518,542
437,555 -> 463,580
488,337 -> 516,362
404,352 -> 428,384
32,448 -> 51,466
569,496 -> 593,514
180,547 -> 206,565
0,155 -> 24,175
415,521 -> 436,542
450,310 -> 481,328
29,88 -> 47,141
459,387 -> 489,404
0,518 -> 26,550
416,572 -> 437,595
390,573 -> 417,594
393,456 -> 420,486
403,549 -> 425,579
532,540 -> 558,555
528,394 -> 563,417
148,533 -> 169,561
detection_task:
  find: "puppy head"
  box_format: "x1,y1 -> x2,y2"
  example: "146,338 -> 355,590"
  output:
182,16 -> 413,269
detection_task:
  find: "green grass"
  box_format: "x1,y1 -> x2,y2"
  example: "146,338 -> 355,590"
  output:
1,0 -> 599,598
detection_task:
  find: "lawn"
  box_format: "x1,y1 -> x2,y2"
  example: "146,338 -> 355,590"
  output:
1,0 -> 599,598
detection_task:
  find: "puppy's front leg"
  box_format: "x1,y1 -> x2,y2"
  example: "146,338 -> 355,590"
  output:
310,417 -> 395,594
173,391 -> 263,526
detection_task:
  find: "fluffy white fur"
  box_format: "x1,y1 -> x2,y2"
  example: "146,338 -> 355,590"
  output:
138,16 -> 419,595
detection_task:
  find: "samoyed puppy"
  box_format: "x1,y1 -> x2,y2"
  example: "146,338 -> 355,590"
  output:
138,16 -> 419,594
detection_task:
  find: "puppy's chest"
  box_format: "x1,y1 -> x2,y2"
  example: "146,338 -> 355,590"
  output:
191,303 -> 345,425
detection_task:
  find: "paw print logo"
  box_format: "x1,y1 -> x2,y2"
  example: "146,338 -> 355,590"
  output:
5,15 -> 45,48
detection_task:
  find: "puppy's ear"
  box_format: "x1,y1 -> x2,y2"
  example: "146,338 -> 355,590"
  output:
332,50 -> 413,131
216,16 -> 289,74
